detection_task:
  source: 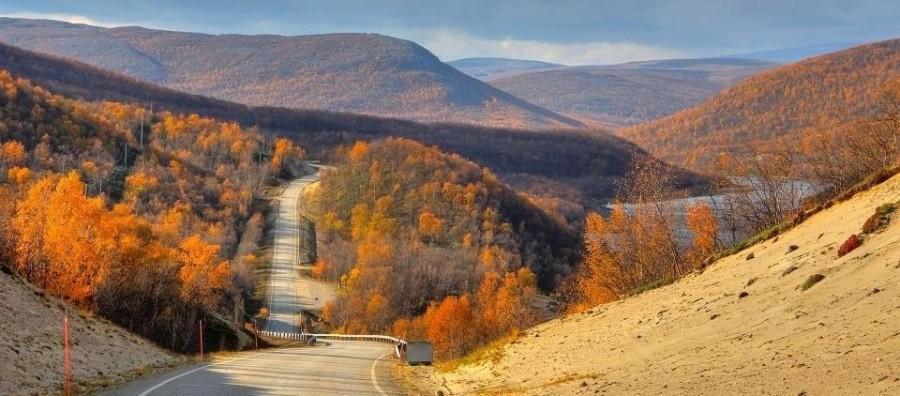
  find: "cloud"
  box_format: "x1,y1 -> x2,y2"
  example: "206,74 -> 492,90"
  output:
412,28 -> 687,65
0,12 -> 124,28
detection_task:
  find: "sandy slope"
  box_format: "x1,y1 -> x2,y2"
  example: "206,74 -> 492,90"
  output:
0,272 -> 179,395
427,174 -> 900,395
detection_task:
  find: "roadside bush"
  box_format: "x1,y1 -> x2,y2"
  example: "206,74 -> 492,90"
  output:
837,234 -> 862,257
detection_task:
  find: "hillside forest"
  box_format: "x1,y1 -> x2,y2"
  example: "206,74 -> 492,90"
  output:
0,62 -> 896,363
310,76 -> 898,359
0,70 -> 303,352
312,138 -> 578,358
619,39 -> 900,171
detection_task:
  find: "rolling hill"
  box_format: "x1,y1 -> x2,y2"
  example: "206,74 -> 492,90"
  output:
617,39 -> 900,170
409,170 -> 900,395
490,58 -> 774,128
0,40 -> 705,208
726,42 -> 857,62
448,57 -> 565,80
0,17 -> 582,129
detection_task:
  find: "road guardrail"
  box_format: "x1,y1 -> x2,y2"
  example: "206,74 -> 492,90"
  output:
258,331 -> 406,358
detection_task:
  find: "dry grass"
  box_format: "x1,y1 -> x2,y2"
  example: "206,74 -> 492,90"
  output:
0,272 -> 180,395
435,331 -> 521,373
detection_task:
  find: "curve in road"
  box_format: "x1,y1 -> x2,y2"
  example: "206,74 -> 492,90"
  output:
106,341 -> 403,395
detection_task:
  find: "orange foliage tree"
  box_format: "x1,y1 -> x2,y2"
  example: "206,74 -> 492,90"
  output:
0,71 -> 306,352
685,202 -> 719,265
317,138 -> 570,359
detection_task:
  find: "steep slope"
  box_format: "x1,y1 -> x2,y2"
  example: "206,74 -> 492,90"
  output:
618,39 -> 900,170
418,172 -> 900,395
448,57 -> 564,80
0,41 -> 704,207
0,17 -> 582,129
0,271 -> 179,395
491,58 -> 773,128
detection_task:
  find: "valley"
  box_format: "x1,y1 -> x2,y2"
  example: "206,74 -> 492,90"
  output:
0,5 -> 897,396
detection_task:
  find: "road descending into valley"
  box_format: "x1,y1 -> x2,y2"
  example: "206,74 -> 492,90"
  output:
108,171 -> 402,395
265,172 -> 327,333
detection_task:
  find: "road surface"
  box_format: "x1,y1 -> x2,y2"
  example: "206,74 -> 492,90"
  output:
106,340 -> 403,395
265,172 -> 322,333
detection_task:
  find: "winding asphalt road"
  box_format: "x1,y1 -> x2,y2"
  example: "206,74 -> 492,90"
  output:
107,172 -> 402,395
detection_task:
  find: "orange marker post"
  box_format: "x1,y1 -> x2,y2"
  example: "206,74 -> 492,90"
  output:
199,319 -> 204,362
64,315 -> 71,396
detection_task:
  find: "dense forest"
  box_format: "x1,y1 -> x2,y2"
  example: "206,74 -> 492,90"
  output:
0,70 -> 303,352
0,41 -> 707,211
618,39 -> 900,171
313,138 -> 579,358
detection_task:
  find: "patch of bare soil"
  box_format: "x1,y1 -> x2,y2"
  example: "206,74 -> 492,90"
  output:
0,273 -> 181,395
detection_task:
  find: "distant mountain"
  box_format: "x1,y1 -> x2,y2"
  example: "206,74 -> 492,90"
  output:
727,42 -> 858,63
0,17 -> 582,129
490,58 -> 774,128
448,57 -> 565,80
0,41 -> 707,207
618,39 -> 900,170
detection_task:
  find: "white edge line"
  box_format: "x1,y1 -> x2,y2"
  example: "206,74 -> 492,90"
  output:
370,350 -> 393,396
137,352 -> 263,396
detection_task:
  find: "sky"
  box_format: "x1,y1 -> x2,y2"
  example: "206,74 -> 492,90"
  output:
1,1 -> 898,65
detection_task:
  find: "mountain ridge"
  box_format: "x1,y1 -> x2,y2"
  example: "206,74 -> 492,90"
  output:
0,40 -> 706,207
490,57 -> 774,128
448,57 -> 565,80
0,17 -> 582,129
617,38 -> 900,170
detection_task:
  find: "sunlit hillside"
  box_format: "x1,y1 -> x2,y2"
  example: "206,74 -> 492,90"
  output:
618,39 -> 900,170
0,17 -> 582,129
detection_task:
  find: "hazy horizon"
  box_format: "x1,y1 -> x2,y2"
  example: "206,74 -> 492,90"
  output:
1,1 -> 898,65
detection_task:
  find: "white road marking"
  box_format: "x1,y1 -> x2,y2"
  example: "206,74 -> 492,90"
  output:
370,350 -> 393,396
137,352 -> 263,396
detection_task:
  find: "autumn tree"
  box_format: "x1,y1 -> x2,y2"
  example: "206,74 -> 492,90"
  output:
271,137 -> 302,174
7,166 -> 31,185
0,140 -> 26,166
417,210 -> 444,242
425,294 -> 475,359
178,235 -> 231,308
685,201 -> 719,267
566,212 -> 623,312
